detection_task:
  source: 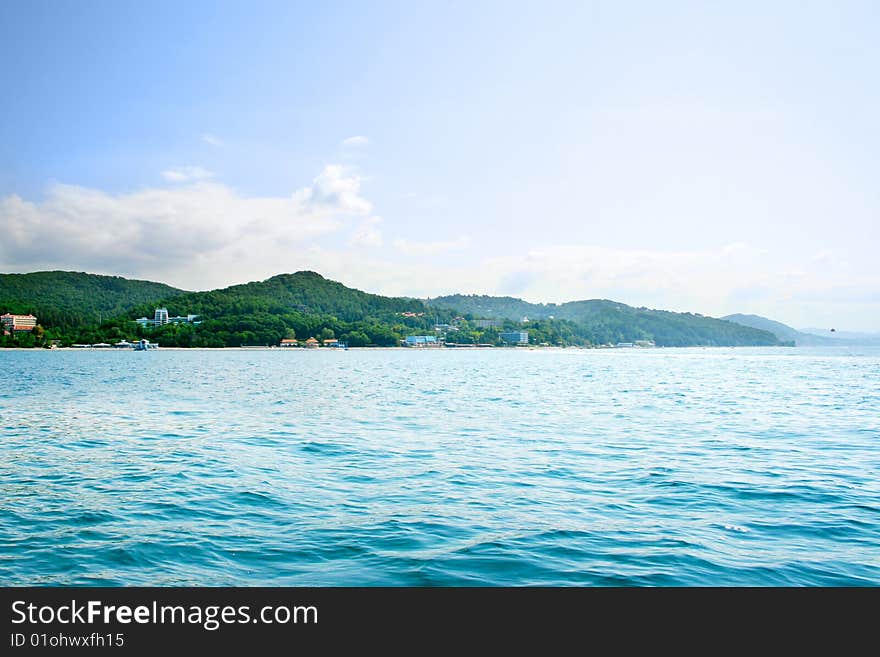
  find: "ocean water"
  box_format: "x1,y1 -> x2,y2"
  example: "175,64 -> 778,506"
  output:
1,346 -> 878,586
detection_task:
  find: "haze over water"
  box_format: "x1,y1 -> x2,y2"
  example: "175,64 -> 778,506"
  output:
2,347 -> 878,585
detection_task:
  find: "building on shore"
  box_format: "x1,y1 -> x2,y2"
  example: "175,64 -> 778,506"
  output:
404,335 -> 439,347
135,309 -> 200,328
500,330 -> 529,345
280,338 -> 299,348
472,319 -> 502,329
304,337 -> 320,348
1,313 -> 37,333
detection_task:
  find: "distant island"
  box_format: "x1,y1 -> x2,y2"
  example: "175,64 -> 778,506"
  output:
0,270 -> 799,349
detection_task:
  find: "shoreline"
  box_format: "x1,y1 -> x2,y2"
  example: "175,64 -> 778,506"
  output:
0,344 -> 854,352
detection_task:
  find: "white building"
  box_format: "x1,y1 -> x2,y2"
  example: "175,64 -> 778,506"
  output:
135,309 -> 199,328
500,331 -> 529,345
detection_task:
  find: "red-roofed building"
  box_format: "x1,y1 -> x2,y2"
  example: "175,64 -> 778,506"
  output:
1,313 -> 37,332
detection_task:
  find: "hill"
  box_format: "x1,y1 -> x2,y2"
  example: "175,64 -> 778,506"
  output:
427,294 -> 555,322
722,314 -> 839,346
118,271 -> 449,347
156,271 -> 426,323
0,271 -> 185,328
429,295 -> 782,347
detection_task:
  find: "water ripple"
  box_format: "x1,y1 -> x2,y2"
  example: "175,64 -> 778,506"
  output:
1,346 -> 878,585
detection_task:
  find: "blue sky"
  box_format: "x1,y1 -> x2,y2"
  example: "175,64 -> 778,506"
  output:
2,1 -> 878,329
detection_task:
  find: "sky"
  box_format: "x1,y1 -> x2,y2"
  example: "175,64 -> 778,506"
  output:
1,1 -> 878,330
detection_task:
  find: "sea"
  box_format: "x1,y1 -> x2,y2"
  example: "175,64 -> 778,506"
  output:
1,346 -> 878,586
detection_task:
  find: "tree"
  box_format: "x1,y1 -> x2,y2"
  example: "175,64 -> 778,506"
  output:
342,331 -> 369,347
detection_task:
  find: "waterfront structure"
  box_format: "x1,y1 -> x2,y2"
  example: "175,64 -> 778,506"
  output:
280,339 -> 298,347
304,337 -> 319,348
322,338 -> 339,347
1,313 -> 37,332
404,335 -> 439,347
133,339 -> 158,350
135,309 -> 200,328
473,319 -> 502,329
500,331 -> 529,345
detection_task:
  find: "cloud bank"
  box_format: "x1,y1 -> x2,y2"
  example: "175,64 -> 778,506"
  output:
0,165 -> 370,288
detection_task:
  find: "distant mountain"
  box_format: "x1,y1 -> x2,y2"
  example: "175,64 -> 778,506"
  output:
722,314 -> 867,346
799,327 -> 880,345
429,295 -> 782,347
0,271 -> 185,328
723,314 -> 823,345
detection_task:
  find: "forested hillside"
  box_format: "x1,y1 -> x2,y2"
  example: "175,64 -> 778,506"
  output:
0,271 -> 184,327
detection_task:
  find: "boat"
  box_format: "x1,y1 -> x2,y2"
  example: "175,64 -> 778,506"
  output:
133,339 -> 158,350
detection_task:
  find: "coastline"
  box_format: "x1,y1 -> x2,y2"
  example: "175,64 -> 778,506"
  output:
2,344 -> 859,352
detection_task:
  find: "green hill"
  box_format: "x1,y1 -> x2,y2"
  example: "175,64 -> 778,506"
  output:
0,271 -> 185,328
119,271 -> 448,348
428,294 -> 783,347
428,294 -> 553,322
153,271 -> 426,323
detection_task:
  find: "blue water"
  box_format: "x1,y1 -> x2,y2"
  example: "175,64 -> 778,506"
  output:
1,347 -> 878,586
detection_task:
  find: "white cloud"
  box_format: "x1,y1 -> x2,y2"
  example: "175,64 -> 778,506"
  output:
0,165 -> 372,288
292,165 -> 372,215
342,135 -> 369,147
392,236 -> 470,256
350,216 -> 383,248
161,166 -> 215,183
201,133 -> 224,147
